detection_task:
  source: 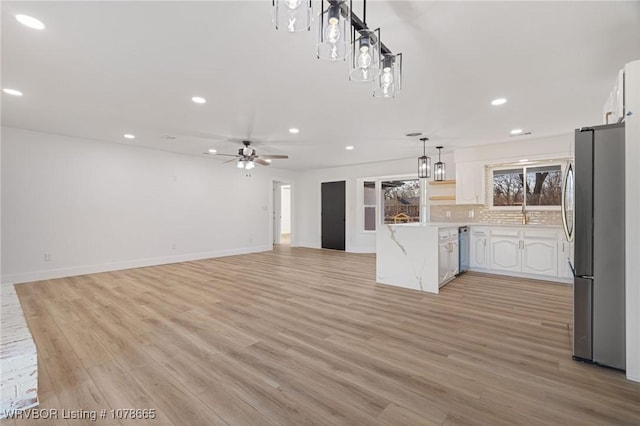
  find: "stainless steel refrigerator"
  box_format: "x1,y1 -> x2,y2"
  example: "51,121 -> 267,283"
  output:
570,122 -> 625,370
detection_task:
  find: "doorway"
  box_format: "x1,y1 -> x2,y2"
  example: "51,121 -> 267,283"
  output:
321,181 -> 346,251
273,181 -> 292,245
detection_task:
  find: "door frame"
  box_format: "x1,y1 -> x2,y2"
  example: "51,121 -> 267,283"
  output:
320,179 -> 347,251
271,179 -> 294,246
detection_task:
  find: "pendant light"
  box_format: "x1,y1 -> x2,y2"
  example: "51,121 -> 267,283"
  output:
273,0 -> 312,32
350,28 -> 381,81
434,146 -> 446,181
317,0 -> 350,61
373,53 -> 402,98
418,137 -> 431,179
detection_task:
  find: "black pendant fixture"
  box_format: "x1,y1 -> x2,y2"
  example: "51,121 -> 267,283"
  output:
418,137 -> 431,179
434,146 -> 446,181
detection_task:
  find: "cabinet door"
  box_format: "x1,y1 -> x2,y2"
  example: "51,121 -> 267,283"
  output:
490,237 -> 521,272
449,239 -> 459,276
456,162 -> 485,205
522,239 -> 558,276
470,232 -> 488,268
438,241 -> 450,284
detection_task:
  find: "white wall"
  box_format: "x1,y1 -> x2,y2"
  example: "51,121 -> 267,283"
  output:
294,153 -> 455,253
624,60 -> 640,382
1,127 -> 296,284
280,185 -> 291,234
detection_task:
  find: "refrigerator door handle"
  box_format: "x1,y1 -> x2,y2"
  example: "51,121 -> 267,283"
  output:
561,161 -> 575,242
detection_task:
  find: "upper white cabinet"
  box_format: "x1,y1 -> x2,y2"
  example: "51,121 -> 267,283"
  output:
455,162 -> 485,205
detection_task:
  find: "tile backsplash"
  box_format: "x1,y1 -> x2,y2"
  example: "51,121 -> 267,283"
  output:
430,204 -> 562,225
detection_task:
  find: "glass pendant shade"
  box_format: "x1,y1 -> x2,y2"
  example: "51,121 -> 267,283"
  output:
317,0 -> 349,61
374,53 -> 402,98
350,28 -> 381,82
273,0 -> 312,32
434,146 -> 446,181
418,155 -> 431,179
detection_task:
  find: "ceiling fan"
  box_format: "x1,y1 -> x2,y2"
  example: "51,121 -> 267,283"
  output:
205,140 -> 288,169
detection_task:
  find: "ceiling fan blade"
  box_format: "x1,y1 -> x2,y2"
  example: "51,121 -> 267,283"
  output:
257,154 -> 288,159
223,158 -> 238,164
255,158 -> 271,166
206,153 -> 239,157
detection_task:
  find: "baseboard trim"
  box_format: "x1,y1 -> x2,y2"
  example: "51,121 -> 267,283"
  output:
1,245 -> 273,285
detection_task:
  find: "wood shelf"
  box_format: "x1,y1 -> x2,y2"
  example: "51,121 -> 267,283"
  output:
428,179 -> 456,185
429,195 -> 456,201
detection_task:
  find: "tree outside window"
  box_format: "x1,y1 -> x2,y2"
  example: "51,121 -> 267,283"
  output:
493,165 -> 562,208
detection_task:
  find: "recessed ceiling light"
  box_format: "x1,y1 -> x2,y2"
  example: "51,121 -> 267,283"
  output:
16,14 -> 45,30
345,146 -> 355,151
192,96 -> 206,104
2,88 -> 23,96
405,132 -> 422,137
519,159 -> 529,163
123,134 -> 135,139
289,128 -> 299,134
491,98 -> 507,106
510,128 -> 523,135
208,149 -> 217,154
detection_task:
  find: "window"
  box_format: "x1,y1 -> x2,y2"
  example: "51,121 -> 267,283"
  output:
363,181 -> 376,231
492,164 -> 562,208
381,180 -> 420,223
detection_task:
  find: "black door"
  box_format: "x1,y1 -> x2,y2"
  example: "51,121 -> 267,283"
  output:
321,181 -> 346,250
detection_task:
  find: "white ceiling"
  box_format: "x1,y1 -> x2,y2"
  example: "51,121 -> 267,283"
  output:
2,1 -> 639,170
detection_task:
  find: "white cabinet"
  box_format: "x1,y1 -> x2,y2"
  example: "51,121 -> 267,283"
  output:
472,226 -> 562,279
470,228 -> 489,268
522,239 -> 558,276
438,228 -> 459,287
456,162 -> 485,205
490,230 -> 522,273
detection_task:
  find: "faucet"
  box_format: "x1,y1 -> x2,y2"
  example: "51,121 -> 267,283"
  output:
521,205 -> 528,225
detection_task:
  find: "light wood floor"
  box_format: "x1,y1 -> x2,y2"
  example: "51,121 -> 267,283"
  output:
5,246 -> 640,425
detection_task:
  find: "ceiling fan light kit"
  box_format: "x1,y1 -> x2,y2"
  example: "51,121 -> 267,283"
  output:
274,0 -> 403,98
210,140 -> 289,170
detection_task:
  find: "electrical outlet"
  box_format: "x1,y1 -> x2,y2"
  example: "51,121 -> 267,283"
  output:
469,209 -> 475,218
44,253 -> 52,262
446,210 -> 451,218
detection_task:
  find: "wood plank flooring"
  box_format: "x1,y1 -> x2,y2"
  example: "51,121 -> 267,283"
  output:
4,246 -> 640,425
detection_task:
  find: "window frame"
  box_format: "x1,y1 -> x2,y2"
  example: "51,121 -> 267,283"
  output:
489,161 -> 565,211
358,174 -> 419,233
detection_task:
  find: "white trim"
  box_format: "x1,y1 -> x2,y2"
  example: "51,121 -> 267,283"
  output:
1,245 -> 272,285
627,373 -> 640,383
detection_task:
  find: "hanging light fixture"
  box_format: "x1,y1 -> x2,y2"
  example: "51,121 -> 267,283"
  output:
418,137 -> 431,179
317,0 -> 350,61
350,28 -> 380,82
373,53 -> 402,98
273,0 -> 312,32
434,146 -> 446,181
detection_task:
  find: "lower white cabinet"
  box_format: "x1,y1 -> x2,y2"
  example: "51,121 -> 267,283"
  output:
471,226 -> 563,280
470,228 -> 490,268
438,229 -> 459,287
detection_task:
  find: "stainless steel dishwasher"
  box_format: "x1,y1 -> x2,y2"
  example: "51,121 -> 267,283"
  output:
458,226 -> 469,274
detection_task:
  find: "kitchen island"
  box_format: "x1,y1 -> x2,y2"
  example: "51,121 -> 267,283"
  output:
376,223 -> 462,294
